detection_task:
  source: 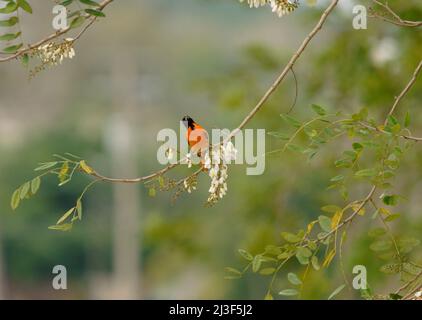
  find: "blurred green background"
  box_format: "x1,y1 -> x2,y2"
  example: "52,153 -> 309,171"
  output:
0,0 -> 421,299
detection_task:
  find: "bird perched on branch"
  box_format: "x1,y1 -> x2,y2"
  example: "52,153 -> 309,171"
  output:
182,115 -> 209,160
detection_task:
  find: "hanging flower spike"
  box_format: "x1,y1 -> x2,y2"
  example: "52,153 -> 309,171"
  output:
240,0 -> 269,8
206,141 -> 238,205
270,0 -> 300,17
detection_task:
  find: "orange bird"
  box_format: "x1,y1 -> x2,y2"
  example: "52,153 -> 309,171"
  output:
182,115 -> 209,158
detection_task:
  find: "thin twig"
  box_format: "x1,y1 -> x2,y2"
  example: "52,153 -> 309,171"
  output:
384,60 -> 422,125
316,186 -> 377,243
358,121 -> 422,142
369,1 -> 422,28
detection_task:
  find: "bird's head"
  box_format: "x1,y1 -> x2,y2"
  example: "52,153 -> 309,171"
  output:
182,115 -> 195,129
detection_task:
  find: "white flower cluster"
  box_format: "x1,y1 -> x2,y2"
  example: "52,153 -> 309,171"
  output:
204,142 -> 238,205
241,0 -> 267,8
270,0 -> 299,17
37,38 -> 76,66
240,0 -> 299,17
183,178 -> 197,193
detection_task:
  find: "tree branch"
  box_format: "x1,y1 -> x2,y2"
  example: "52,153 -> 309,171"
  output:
316,186 -> 376,243
0,0 -> 114,63
358,121 -> 422,142
384,60 -> 422,125
369,1 -> 422,28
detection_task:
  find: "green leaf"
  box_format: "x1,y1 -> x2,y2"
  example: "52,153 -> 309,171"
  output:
79,160 -> 94,174
380,263 -> 401,275
85,8 -> 105,17
318,215 -> 331,232
264,292 -> 273,300
0,17 -> 19,27
328,284 -> 345,300
311,256 -> 320,270
280,114 -> 301,128
267,131 -> 290,140
17,0 -> 32,13
3,43 -> 23,53
30,177 -> 41,194
360,288 -> 373,300
224,267 -> 242,276
238,249 -> 253,261
297,247 -> 312,258
21,53 -> 29,67
61,0 -> 74,6
58,161 -> 70,182
57,207 -> 75,225
330,175 -> 344,182
260,268 -> 276,275
11,188 -> 21,210
20,182 -> 30,199
252,255 -> 262,273
368,228 -> 386,238
76,199 -> 83,220
384,214 -> 401,222
34,161 -> 57,171
70,16 -> 86,29
382,195 -> 398,206
387,115 -> 398,126
311,104 -> 327,116
389,293 -> 402,300
352,142 -> 363,152
0,1 -> 18,14
279,289 -> 299,296
404,111 -> 410,128
287,143 -> 305,153
48,223 -> 73,231
0,32 -> 21,41
148,187 -> 156,197
398,238 -> 420,254
355,168 -> 377,177
281,232 -> 301,243
296,251 -> 310,265
287,272 -> 302,285
370,240 -> 392,252
79,0 -> 100,6
321,205 -> 341,214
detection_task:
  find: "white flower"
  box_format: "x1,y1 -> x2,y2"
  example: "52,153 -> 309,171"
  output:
223,141 -> 238,163
206,144 -> 231,205
186,153 -> 192,168
36,40 -> 76,66
166,148 -> 174,160
270,0 -> 299,17
203,151 -> 212,170
240,0 -> 268,8
183,178 -> 196,193
415,291 -> 422,298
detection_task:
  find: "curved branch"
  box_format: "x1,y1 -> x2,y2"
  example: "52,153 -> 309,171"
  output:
369,1 -> 422,28
359,121 -> 422,142
316,186 -> 376,243
384,60 -> 422,125
0,0 -> 114,63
